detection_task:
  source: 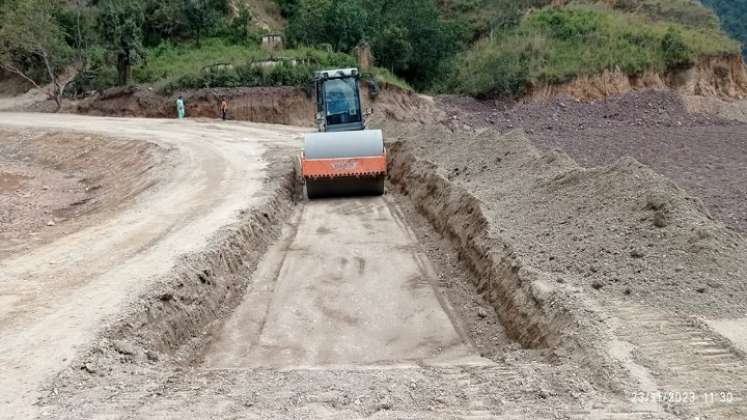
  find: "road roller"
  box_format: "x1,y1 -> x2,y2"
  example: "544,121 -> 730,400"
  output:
301,68 -> 386,199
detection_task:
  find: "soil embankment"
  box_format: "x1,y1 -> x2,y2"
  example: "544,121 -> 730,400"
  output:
71,82 -> 442,127
385,119 -> 747,418
0,129 -> 167,258
527,55 -> 747,101
440,90 -> 747,235
75,86 -> 315,126
389,122 -> 747,316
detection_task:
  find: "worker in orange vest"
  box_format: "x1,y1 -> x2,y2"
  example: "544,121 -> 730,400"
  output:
220,98 -> 229,121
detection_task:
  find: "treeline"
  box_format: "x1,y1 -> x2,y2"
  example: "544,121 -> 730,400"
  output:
0,0 -> 253,109
278,0 -> 467,90
1,0 -> 743,105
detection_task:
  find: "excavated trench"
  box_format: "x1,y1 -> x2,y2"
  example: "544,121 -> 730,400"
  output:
41,144 -> 640,419
77,145 -> 597,372
143,173 -> 536,369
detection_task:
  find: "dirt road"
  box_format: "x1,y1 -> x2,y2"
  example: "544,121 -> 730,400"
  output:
6,105 -> 744,418
204,197 -> 481,369
0,113 -> 306,419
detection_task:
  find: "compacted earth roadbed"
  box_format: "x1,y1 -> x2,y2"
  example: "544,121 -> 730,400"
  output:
2,111 -> 746,419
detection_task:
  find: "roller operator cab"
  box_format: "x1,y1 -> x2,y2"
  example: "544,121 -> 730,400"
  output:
301,68 -> 387,199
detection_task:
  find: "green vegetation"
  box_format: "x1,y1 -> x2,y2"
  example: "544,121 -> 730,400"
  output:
283,0 -> 466,89
132,38 -> 411,93
589,0 -> 719,29
447,5 -> 740,97
0,0 -> 411,107
98,0 -> 145,86
0,0 -> 742,105
700,0 -> 747,57
0,0 -> 73,110
437,0 -> 548,40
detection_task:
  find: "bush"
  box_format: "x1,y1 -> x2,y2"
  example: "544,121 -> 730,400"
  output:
528,8 -> 603,40
67,64 -> 119,96
662,28 -> 695,70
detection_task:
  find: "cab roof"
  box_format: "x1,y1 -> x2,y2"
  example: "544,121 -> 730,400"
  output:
314,68 -> 360,80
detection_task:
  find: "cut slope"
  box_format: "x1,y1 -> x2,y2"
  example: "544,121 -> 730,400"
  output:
449,5 -> 742,97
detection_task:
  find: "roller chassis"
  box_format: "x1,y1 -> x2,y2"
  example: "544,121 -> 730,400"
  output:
301,68 -> 387,199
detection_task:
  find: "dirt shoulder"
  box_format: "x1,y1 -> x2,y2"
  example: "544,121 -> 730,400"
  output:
0,129 -> 168,259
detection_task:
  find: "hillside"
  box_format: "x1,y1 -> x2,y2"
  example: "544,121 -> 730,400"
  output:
701,0 -> 747,58
0,0 -> 743,104
446,4 -> 741,97
240,0 -> 285,30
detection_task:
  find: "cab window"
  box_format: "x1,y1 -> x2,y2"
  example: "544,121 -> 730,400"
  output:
323,78 -> 362,125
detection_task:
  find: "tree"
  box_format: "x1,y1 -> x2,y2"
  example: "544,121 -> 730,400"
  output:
370,25 -> 412,73
325,1 -> 368,52
228,3 -> 254,43
701,0 -> 747,58
0,0 -> 74,111
57,1 -> 99,80
183,0 -> 227,47
275,0 -> 301,18
143,0 -> 188,46
362,0 -> 465,87
286,0 -> 464,88
286,0 -> 332,47
98,0 -> 144,85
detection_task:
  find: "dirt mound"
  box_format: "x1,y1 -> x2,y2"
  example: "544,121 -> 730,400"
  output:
389,123 -> 747,319
439,90 -> 747,235
682,94 -> 747,122
0,129 -> 168,258
386,121 -> 747,418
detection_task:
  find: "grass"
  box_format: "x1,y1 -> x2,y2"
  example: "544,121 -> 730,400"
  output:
448,4 -> 741,97
132,37 -> 411,92
134,38 -> 353,85
366,67 -> 413,91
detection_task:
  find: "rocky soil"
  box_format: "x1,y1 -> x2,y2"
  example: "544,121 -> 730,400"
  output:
438,91 -> 747,235
384,102 -> 747,417
389,119 -> 747,318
